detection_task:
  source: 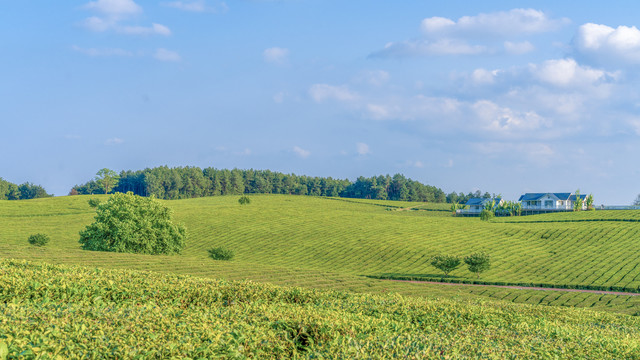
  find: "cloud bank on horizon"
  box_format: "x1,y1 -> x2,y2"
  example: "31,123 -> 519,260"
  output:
1,1 -> 640,204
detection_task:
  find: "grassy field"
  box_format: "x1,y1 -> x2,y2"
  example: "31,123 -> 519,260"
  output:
2,259 -> 639,358
2,194 -> 640,316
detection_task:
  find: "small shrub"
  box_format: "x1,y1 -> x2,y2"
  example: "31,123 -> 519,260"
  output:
238,195 -> 251,205
479,209 -> 494,221
28,233 -> 50,247
87,198 -> 101,208
208,247 -> 235,260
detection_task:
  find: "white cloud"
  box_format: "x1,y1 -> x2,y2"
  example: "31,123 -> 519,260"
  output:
356,142 -> 370,155
309,84 -> 359,103
81,0 -> 171,36
85,0 -> 142,17
72,45 -> 134,57
421,9 -> 569,38
574,23 -> 640,65
472,100 -> 547,134
81,16 -> 113,32
119,23 -> 171,36
370,39 -> 487,58
471,68 -> 497,85
293,146 -> 310,158
532,58 -> 607,87
359,70 -> 390,86
154,48 -> 181,62
105,137 -> 124,145
263,47 -> 289,64
504,40 -> 534,54
371,9 -> 567,58
162,1 -> 227,13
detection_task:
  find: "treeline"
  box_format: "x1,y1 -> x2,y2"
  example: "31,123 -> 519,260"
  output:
446,191 -> 496,205
71,166 -> 450,202
0,178 -> 52,200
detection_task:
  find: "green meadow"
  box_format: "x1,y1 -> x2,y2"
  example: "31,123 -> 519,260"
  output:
4,194 -> 640,357
2,194 -> 640,317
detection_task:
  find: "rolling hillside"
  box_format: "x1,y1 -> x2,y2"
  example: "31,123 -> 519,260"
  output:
2,195 -> 640,315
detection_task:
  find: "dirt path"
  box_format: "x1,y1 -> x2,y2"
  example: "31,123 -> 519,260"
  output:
386,279 -> 640,296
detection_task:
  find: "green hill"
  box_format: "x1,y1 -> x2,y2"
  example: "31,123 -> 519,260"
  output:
2,259 -> 639,358
2,194 -> 640,316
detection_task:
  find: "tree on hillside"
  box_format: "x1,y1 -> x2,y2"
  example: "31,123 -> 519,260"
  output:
79,192 -> 186,255
464,252 -> 491,278
585,194 -> 595,211
430,255 -> 461,276
633,194 -> 640,206
573,190 -> 584,211
95,168 -> 120,194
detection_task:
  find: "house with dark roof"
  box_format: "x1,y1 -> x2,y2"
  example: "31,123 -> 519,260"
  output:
464,197 -> 503,213
518,192 -> 586,211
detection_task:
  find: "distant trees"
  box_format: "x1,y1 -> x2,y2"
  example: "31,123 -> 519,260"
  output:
238,195 -> 251,205
71,166 -> 450,203
0,177 -> 51,200
634,194 -> 640,206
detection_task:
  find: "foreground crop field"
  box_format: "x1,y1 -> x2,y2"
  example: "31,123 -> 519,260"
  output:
1,259 -> 639,358
2,195 -> 640,315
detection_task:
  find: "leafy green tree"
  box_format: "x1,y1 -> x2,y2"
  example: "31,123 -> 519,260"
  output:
464,252 -> 491,278
79,192 -> 186,255
573,190 -> 584,211
95,168 -> 120,194
430,255 -> 461,276
585,194 -> 595,211
238,195 -> 251,205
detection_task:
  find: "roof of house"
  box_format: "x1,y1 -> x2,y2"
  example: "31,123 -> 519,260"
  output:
465,197 -> 502,206
569,194 -> 588,201
518,193 -> 572,201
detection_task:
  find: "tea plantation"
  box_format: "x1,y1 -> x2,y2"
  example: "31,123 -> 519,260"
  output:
3,194 -> 640,356
1,259 -> 640,358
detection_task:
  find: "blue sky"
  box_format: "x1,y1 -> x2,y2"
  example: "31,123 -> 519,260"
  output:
2,1 -> 640,204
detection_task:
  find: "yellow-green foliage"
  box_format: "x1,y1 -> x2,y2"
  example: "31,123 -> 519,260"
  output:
1,259 -> 640,359
3,195 -> 640,316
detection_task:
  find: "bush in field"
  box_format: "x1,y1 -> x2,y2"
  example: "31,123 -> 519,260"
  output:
238,195 -> 251,205
479,209 -> 494,221
430,255 -> 461,276
464,252 -> 491,278
87,198 -> 101,208
79,192 -> 186,255
28,233 -> 49,247
208,247 -> 234,260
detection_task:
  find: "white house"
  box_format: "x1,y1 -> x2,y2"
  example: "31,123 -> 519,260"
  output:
464,197 -> 503,213
518,193 -> 587,210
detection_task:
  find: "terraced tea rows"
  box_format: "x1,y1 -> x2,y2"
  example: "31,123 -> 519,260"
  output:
2,195 -> 640,315
2,259 -> 640,358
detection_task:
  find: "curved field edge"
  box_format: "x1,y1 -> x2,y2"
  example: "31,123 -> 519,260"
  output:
1,259 -> 640,359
